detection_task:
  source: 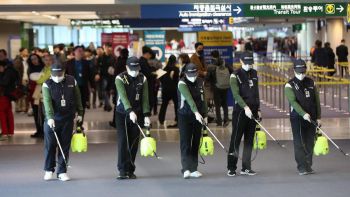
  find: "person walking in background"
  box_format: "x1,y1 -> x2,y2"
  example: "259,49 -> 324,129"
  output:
324,42 -> 336,76
311,40 -> 328,68
13,47 -> 29,113
94,46 -> 105,108
101,44 -> 115,112
65,46 -> 95,123
53,44 -> 66,65
28,54 -> 45,138
190,42 -> 207,78
207,50 -> 231,127
139,46 -> 157,118
336,39 -> 348,77
84,48 -> 97,108
148,50 -> 163,115
158,55 -> 179,127
0,58 -> 18,140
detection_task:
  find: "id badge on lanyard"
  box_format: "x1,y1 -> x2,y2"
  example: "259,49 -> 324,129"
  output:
249,80 -> 254,88
135,93 -> 140,101
61,95 -> 66,107
304,88 -> 310,98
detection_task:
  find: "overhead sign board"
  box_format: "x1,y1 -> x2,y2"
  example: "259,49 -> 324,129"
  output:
141,3 -> 347,18
243,3 -> 347,17
141,4 -> 244,19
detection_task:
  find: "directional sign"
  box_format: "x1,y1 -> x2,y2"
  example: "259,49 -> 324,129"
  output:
141,4 -> 244,19
141,3 -> 346,19
243,3 -> 347,17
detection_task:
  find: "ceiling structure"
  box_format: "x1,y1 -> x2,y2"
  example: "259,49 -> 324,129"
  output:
0,1 -> 347,26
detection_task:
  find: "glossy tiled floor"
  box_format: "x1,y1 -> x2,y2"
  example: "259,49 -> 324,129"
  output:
1,104 -> 350,146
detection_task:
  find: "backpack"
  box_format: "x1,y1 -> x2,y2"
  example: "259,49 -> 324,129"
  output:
215,66 -> 230,89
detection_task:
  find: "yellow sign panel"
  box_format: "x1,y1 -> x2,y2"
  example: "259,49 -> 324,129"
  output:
347,3 -> 350,23
325,4 -> 335,14
229,17 -> 234,25
198,32 -> 232,47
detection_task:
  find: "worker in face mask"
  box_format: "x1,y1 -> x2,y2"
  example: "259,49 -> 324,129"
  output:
227,52 -> 261,177
285,59 -> 321,175
114,57 -> 151,180
42,64 -> 84,181
177,63 -> 208,179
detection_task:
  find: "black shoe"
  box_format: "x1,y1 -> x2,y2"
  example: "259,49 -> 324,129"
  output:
240,169 -> 257,176
223,121 -> 230,127
117,172 -> 129,180
208,116 -> 215,123
306,168 -> 315,174
30,133 -> 44,138
109,121 -> 116,128
216,122 -> 222,127
99,103 -> 103,108
167,123 -> 178,128
227,170 -> 236,177
128,173 -> 137,179
104,106 -> 112,112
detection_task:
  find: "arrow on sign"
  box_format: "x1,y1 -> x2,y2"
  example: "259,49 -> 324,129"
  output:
233,6 -> 242,14
336,5 -> 344,12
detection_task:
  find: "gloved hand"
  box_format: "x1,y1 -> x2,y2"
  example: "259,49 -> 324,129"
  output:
257,111 -> 262,122
77,116 -> 83,123
48,119 -> 55,129
317,119 -> 322,127
129,111 -> 137,123
144,117 -> 151,127
303,113 -> 311,122
244,106 -> 253,119
203,117 -> 208,125
194,112 -> 203,124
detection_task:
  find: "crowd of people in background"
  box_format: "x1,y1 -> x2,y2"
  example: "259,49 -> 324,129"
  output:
0,36 -> 349,140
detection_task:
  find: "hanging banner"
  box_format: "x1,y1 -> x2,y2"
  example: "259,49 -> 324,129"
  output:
101,33 -> 112,46
111,33 -> 129,57
101,33 -> 129,57
144,30 -> 166,62
198,31 -> 233,65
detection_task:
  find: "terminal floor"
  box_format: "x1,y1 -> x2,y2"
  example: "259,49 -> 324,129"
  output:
1,141 -> 350,197
1,107 -> 350,197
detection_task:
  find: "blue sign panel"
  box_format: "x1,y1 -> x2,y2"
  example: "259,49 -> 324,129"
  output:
144,30 -> 166,62
141,4 -> 244,19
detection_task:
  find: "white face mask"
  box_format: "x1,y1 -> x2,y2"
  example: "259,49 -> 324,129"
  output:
52,76 -> 64,83
294,71 -> 306,81
126,67 -> 139,78
242,64 -> 252,71
186,74 -> 197,83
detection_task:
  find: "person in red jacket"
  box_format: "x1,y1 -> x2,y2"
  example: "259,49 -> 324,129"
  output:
0,60 -> 17,139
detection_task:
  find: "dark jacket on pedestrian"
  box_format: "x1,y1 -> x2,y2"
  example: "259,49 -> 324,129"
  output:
336,44 -> 348,62
0,64 -> 19,98
159,62 -> 179,94
311,48 -> 329,68
65,59 -> 94,106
